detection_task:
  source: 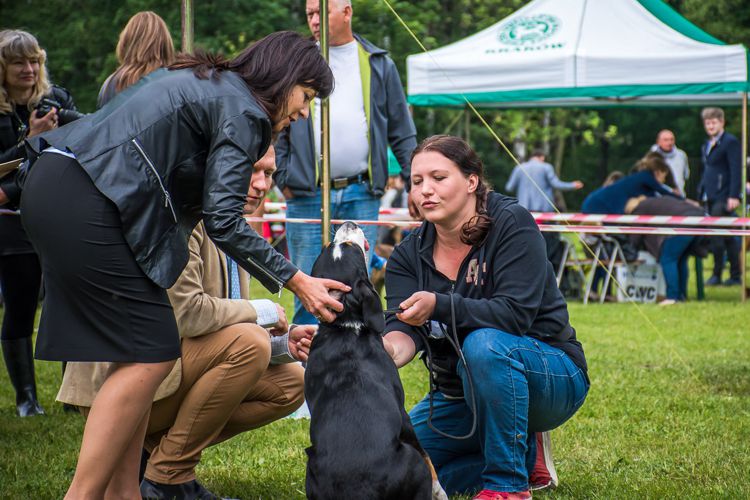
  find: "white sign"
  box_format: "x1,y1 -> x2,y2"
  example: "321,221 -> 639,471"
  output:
615,263 -> 666,303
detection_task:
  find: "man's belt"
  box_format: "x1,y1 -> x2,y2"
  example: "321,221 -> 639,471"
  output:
325,172 -> 369,189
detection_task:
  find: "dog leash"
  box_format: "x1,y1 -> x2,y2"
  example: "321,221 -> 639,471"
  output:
412,293 -> 478,441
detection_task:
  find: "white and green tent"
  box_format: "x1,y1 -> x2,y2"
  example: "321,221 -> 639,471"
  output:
406,0 -> 750,108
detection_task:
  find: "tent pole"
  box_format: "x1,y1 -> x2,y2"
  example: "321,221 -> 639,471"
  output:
742,92 -> 748,301
465,109 -> 471,144
320,0 -> 331,246
181,0 -> 194,53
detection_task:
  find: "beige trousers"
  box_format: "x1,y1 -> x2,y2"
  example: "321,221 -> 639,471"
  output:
142,323 -> 304,484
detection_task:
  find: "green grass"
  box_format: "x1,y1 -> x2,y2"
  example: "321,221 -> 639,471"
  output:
1,269 -> 749,499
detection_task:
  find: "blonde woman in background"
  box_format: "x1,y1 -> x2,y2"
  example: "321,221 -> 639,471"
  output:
0,29 -> 77,417
97,11 -> 175,108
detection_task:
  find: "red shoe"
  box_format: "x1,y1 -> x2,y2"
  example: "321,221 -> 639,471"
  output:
473,489 -> 531,500
529,431 -> 558,490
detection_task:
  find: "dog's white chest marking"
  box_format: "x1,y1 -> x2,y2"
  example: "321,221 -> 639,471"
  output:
332,244 -> 343,261
341,320 -> 364,333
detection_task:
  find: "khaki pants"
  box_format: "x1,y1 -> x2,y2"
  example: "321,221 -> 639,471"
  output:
142,323 -> 304,484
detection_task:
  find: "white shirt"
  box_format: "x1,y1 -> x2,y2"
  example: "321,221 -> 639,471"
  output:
313,41 -> 369,179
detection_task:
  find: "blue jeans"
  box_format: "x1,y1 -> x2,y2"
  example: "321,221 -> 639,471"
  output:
410,329 -> 589,494
659,236 -> 694,300
285,182 -> 379,324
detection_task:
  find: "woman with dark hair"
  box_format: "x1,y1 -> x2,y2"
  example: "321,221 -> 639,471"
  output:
383,135 -> 589,499
0,30 -> 342,498
0,29 -> 77,417
97,10 -> 175,107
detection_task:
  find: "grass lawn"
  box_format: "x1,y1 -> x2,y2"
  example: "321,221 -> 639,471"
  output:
1,264 -> 749,499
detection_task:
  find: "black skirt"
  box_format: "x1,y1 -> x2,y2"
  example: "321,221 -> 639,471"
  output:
20,153 -> 180,363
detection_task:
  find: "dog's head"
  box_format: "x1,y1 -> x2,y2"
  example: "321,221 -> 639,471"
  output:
311,222 -> 385,333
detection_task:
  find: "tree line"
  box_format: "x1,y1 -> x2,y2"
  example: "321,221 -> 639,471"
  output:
2,0 -> 748,208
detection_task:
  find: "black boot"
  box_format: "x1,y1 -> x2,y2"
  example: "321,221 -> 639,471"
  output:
1,338 -> 45,417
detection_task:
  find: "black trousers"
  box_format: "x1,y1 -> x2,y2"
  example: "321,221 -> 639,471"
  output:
707,199 -> 740,280
0,253 -> 41,341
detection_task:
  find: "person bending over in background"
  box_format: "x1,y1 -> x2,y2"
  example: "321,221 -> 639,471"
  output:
383,135 -> 589,500
625,195 -> 708,306
582,154 -> 679,216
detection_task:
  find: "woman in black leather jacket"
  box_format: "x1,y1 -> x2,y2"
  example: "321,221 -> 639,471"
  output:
1,31 -> 342,498
0,29 -> 77,418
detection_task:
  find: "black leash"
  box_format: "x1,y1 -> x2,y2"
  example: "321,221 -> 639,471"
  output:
402,294 -> 478,440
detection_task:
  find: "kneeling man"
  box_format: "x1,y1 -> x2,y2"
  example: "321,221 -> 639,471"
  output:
58,145 -> 313,499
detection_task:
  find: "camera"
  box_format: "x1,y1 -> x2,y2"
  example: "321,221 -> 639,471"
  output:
35,97 -> 85,125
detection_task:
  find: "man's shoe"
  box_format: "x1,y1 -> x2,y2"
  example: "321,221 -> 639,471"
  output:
529,432 -> 558,490
723,277 -> 742,286
473,489 -> 531,500
705,275 -> 722,286
140,478 -> 225,500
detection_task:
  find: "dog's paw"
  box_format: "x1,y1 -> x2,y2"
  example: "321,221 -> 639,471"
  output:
432,480 -> 449,500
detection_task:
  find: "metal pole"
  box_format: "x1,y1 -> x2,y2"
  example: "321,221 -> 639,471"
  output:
320,0 -> 332,246
465,109 -> 471,144
742,92 -> 748,300
181,0 -> 194,53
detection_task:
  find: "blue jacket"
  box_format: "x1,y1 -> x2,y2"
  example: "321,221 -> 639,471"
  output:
274,34 -> 417,197
700,131 -> 742,202
504,160 -> 578,212
582,170 -> 677,215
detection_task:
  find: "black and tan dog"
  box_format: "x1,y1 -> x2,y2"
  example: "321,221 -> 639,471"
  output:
305,222 -> 447,500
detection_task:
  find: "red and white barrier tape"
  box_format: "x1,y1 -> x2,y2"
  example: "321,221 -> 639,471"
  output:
531,212 -> 750,227
263,202 -> 750,227
247,215 -> 750,236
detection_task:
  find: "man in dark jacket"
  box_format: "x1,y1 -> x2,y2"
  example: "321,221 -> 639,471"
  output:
275,0 -> 417,324
699,107 -> 742,286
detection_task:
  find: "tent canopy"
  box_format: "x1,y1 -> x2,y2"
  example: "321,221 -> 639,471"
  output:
407,0 -> 750,108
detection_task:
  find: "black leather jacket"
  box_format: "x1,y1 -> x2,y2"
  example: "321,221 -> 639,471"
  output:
1,69 -> 297,291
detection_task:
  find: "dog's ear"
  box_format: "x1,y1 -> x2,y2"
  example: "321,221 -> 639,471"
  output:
353,278 -> 385,333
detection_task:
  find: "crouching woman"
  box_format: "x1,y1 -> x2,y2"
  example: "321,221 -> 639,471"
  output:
383,135 -> 589,500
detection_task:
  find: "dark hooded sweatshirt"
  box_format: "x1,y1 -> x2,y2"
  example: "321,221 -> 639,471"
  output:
385,192 -> 587,398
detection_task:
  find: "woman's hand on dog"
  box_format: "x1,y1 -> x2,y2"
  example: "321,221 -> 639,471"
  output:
289,324 -> 316,362
286,271 -> 350,323
397,291 -> 436,326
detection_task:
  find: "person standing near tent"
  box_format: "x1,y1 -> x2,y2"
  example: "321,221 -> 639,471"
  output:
650,129 -> 689,197
505,149 -> 583,213
274,0 -> 417,325
505,149 -> 583,272
699,107 -> 742,286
